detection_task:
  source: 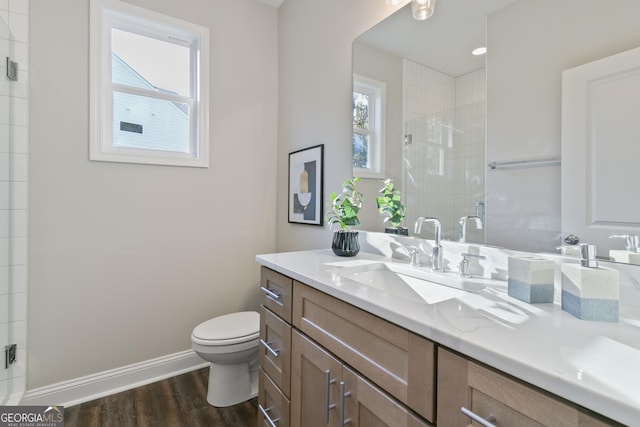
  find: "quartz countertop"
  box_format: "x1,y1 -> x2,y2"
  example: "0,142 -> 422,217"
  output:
256,249 -> 640,426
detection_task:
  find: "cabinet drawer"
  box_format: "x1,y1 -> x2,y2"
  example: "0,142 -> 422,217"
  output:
293,282 -> 435,422
260,305 -> 292,397
260,267 -> 293,323
437,347 -> 620,427
259,368 -> 290,427
468,362 -> 618,427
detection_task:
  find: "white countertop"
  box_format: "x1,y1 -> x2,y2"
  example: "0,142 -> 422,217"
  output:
256,249 -> 640,426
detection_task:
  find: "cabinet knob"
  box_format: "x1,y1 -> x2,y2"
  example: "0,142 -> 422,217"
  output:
258,404 -> 280,427
461,406 -> 497,427
259,338 -> 280,358
261,286 -> 281,301
339,381 -> 352,426
325,370 -> 337,424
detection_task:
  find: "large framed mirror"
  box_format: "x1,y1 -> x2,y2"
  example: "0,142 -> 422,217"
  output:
352,0 -> 640,264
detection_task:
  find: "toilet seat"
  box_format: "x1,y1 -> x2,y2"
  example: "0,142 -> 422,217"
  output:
192,311 -> 259,346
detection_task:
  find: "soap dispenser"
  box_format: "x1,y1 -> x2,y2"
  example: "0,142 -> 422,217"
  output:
561,243 -> 619,322
608,234 -> 640,265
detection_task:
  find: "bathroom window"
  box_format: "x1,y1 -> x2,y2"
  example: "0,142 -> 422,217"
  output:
353,75 -> 385,178
90,0 -> 210,167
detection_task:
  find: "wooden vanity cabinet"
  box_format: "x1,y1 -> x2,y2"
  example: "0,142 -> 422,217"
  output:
258,266 -> 435,427
292,281 -> 436,424
258,268 -> 293,427
437,347 -> 621,427
291,329 -> 430,427
258,266 -> 622,427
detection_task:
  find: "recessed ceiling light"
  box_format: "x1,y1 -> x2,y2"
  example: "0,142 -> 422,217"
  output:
472,47 -> 487,56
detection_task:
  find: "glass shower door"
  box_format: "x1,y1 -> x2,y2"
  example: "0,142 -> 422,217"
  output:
0,14 -> 11,405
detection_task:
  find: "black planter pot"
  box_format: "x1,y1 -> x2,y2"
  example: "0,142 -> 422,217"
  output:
331,230 -> 360,257
385,227 -> 409,236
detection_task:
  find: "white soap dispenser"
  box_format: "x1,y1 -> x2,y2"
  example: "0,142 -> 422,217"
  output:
608,234 -> 640,265
561,243 -> 619,322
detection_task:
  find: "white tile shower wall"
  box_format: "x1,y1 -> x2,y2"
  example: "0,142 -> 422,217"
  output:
403,59 -> 485,242
0,0 -> 28,402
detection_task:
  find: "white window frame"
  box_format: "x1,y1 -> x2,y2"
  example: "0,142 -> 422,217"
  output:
353,74 -> 386,178
90,0 -> 210,167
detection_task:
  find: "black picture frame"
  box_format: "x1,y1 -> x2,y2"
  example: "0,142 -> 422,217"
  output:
288,144 -> 324,226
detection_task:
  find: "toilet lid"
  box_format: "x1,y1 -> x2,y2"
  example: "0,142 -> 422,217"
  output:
192,311 -> 260,344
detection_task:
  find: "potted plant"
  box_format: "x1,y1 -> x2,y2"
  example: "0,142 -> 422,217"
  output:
325,177 -> 363,257
376,178 -> 408,235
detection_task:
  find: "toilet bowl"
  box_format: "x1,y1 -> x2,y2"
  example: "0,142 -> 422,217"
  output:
191,311 -> 260,407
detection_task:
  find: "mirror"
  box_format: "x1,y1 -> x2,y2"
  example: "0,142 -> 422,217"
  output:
352,0 -> 640,263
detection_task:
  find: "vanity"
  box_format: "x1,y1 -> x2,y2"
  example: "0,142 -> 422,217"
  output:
255,233 -> 639,426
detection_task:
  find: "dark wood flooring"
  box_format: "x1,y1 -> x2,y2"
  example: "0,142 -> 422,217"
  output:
63,368 -> 257,427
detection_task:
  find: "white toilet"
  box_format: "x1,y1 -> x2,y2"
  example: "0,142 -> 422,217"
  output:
191,311 -> 260,407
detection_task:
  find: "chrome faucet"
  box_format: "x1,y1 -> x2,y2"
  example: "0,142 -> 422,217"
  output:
458,252 -> 486,278
459,215 -> 483,243
414,217 -> 443,271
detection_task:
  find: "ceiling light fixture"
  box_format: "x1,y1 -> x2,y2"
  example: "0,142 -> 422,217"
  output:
472,47 -> 487,56
385,0 -> 404,5
411,0 -> 436,21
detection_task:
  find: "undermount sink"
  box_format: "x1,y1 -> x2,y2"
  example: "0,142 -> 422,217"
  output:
337,261 -> 505,296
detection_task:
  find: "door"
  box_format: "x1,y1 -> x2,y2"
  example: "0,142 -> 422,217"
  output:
291,330 -> 342,427
342,366 -> 430,427
561,46 -> 640,258
0,14 -> 11,405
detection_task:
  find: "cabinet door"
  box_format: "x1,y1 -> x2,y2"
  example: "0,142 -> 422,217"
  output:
342,366 -> 431,427
258,369 -> 290,427
260,306 -> 292,397
291,330 -> 342,427
437,346 -> 471,427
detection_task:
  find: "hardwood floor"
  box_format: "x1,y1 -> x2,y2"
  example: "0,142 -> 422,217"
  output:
64,368 -> 258,427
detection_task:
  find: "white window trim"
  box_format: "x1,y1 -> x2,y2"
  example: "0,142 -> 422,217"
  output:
90,0 -> 210,167
353,74 -> 386,179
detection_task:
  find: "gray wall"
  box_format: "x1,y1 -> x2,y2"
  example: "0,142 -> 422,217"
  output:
276,0 -> 400,251
28,0 -> 278,388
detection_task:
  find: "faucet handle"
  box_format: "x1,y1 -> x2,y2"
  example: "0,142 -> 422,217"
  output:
397,245 -> 426,267
609,234 -> 640,252
459,253 -> 486,278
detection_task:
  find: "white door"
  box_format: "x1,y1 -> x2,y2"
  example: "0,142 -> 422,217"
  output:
561,46 -> 640,260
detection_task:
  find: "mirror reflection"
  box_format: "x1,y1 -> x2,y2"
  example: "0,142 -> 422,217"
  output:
352,0 -> 640,264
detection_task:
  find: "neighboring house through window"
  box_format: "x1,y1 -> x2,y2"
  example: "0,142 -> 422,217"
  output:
90,0 -> 210,167
353,75 -> 385,178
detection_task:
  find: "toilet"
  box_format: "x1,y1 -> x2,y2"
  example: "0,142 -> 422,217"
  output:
191,311 -> 260,407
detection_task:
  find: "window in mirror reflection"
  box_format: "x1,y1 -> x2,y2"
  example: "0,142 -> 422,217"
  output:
353,75 -> 385,178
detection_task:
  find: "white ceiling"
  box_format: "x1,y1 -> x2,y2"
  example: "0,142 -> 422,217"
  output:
254,0 -> 285,8
356,0 -> 518,77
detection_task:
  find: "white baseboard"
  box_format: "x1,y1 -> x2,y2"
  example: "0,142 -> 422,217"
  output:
21,350 -> 208,408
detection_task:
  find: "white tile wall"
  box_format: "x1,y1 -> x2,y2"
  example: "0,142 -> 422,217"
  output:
0,0 -> 28,403
403,59 -> 485,242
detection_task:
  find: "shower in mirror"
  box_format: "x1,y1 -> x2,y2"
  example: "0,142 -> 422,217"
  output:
0,13 -> 16,405
352,1 -> 508,243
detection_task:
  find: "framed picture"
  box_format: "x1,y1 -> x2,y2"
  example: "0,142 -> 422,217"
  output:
288,144 -> 324,226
